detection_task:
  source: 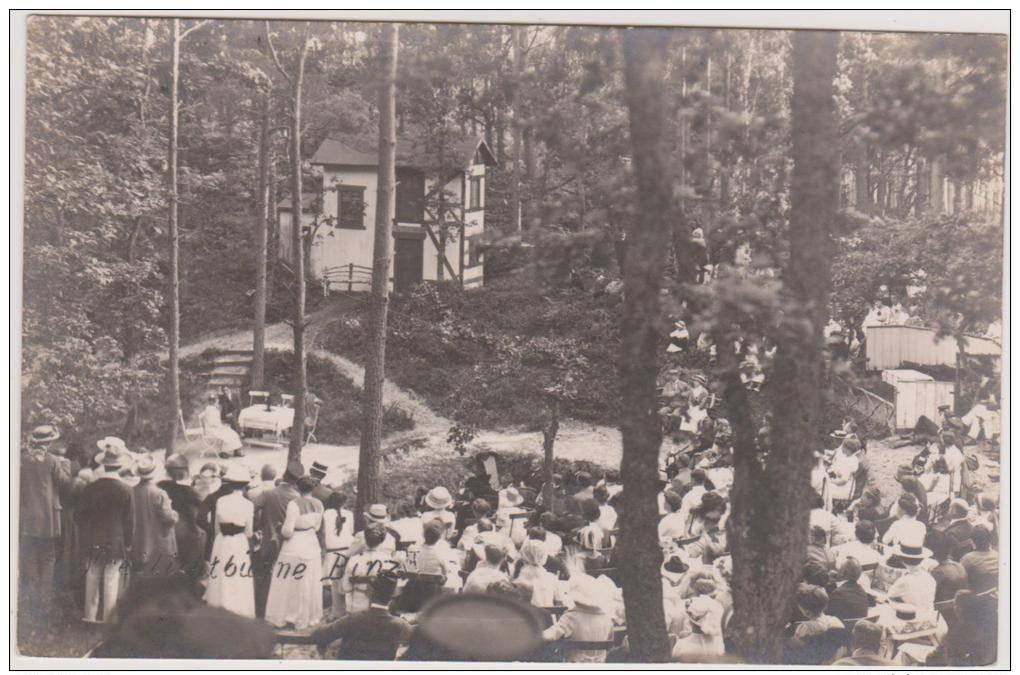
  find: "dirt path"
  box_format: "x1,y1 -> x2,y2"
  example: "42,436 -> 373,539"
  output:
179,315 -> 680,469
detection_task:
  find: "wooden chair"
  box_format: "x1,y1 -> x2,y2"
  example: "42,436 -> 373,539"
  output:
249,390 -> 269,407
179,410 -> 219,459
305,400 -> 321,444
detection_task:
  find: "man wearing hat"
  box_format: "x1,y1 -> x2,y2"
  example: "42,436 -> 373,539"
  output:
885,531 -> 937,611
347,504 -> 397,557
158,454 -> 207,583
19,425 -> 72,611
421,486 -> 456,535
131,454 -> 179,580
248,459 -> 302,618
308,461 -> 334,504
78,438 -> 134,622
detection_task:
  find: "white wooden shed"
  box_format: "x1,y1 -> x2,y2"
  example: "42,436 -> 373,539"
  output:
881,369 -> 956,432
865,325 -> 1001,371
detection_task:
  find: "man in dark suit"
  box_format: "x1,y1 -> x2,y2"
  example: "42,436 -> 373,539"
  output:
939,499 -> 975,559
309,461 -> 334,504
832,620 -> 896,666
157,454 -> 207,584
826,557 -> 870,621
78,442 -> 134,623
311,574 -> 412,660
19,425 -> 73,613
248,460 -> 302,618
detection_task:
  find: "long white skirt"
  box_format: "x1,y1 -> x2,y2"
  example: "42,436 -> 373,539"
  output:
265,537 -> 323,629
208,426 -> 243,452
204,533 -> 255,618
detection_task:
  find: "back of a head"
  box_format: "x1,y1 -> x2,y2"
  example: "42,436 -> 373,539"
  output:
797,585 -> 829,617
802,561 -> 830,588
325,491 -> 348,512
423,519 -> 444,545
898,493 -> 919,518
971,524 -> 992,550
260,463 -> 277,482
295,475 -> 316,495
369,573 -> 398,606
576,471 -> 592,489
527,526 -> 547,542
855,519 -> 876,545
593,485 -> 610,504
926,530 -> 953,561
691,468 -> 707,485
581,498 -> 601,523
852,620 -> 883,654
539,511 -> 558,530
472,497 -> 492,518
810,525 -> 828,546
839,556 -> 862,583
484,543 -> 504,567
663,489 -> 684,513
364,522 -> 387,548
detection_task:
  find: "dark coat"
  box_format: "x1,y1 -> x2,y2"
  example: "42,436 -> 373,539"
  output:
158,480 -> 207,578
826,580 -> 870,620
20,450 -> 72,538
249,481 -> 299,558
77,475 -> 134,563
311,607 -> 413,660
131,480 -> 179,577
942,518 -> 975,558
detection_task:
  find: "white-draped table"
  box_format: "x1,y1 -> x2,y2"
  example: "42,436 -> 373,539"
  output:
238,405 -> 295,445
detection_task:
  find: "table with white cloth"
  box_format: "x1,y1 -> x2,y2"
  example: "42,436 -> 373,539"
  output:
238,405 -> 295,445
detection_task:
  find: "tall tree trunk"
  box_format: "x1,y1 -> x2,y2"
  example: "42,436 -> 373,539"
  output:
728,30 -> 839,663
541,398 -> 559,508
617,27 -> 674,663
267,159 -> 280,303
509,25 -> 523,232
286,34 -> 310,464
356,23 -> 399,528
165,18 -> 183,452
252,90 -> 271,388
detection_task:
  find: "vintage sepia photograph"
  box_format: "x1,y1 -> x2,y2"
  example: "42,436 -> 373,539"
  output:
12,10 -> 1007,668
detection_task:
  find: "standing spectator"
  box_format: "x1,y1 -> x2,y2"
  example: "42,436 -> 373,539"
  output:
245,464 -> 278,502
19,425 -> 72,612
248,460 -> 302,618
193,462 -> 222,501
78,442 -> 134,623
322,491 -> 354,619
204,464 -> 256,618
308,462 -> 334,504
158,454 -> 207,583
264,475 -> 325,629
960,525 -> 998,594
130,454 -> 178,580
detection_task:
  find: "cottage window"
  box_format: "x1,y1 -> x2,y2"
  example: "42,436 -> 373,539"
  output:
336,186 -> 366,229
469,176 -> 483,210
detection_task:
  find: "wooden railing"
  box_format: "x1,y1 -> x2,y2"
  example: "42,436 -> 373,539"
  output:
322,263 -> 374,295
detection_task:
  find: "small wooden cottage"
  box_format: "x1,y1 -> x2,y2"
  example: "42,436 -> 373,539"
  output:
279,133 -> 497,292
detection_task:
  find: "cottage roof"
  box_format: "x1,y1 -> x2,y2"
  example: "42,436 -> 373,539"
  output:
310,132 -> 496,170
277,192 -> 318,212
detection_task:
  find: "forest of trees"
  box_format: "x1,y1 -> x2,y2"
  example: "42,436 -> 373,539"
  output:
20,17 -> 1005,661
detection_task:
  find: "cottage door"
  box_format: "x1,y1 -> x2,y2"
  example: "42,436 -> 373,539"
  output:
393,237 -> 424,292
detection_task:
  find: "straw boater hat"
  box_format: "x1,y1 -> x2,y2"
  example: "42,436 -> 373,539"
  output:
364,503 -> 390,523
135,454 -> 157,478
689,373 -> 708,387
891,531 -> 933,561
425,486 -> 454,510
222,463 -> 252,486
94,443 -> 131,470
30,425 -> 60,444
830,429 -> 849,441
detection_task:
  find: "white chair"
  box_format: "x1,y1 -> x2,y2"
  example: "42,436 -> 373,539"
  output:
281,394 -> 295,408
179,410 -> 219,459
249,390 -> 269,408
305,400 -> 321,444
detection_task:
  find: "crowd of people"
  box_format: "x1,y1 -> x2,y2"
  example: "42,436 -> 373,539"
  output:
18,361 -> 1001,664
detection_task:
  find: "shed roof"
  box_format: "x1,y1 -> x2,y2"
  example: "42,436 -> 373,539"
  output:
310,132 -> 496,170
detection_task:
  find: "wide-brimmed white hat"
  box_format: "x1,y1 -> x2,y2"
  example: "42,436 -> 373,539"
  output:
364,503 -> 389,523
500,486 -> 524,507
96,436 -> 128,454
135,453 -> 158,478
425,486 -> 453,510
94,444 -> 132,470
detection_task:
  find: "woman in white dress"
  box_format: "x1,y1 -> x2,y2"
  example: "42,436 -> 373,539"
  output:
203,465 -> 255,617
198,394 -> 243,456
264,476 -> 324,629
321,492 -> 354,620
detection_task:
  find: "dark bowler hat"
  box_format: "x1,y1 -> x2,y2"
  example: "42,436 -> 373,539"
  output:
283,460 -> 305,483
